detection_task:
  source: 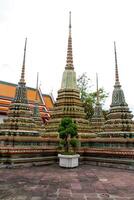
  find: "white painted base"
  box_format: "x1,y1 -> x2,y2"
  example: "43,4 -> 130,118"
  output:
58,154 -> 80,168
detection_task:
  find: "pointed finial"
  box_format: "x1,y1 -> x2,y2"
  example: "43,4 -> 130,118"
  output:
114,41 -> 120,84
20,38 -> 27,83
69,11 -> 71,31
35,72 -> 39,101
65,11 -> 74,69
96,73 -> 99,104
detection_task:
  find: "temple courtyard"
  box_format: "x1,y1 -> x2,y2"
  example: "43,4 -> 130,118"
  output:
0,165 -> 134,200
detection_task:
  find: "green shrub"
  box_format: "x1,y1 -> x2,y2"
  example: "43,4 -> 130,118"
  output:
58,117 -> 78,153
70,138 -> 79,153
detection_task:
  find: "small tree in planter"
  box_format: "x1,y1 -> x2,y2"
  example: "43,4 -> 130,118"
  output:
58,117 -> 80,168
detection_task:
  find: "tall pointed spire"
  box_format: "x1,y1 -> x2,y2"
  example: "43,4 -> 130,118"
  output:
90,73 -> 105,132
61,11 -> 77,89
14,38 -> 28,104
35,72 -> 39,101
69,10 -> 72,32
20,38 -> 27,83
103,41 -> 133,133
33,72 -> 44,129
109,41 -> 127,107
65,11 -> 74,69
96,73 -> 99,104
114,41 -> 120,85
46,13 -> 94,136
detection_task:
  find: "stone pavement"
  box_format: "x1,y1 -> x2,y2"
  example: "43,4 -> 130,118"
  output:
0,164 -> 134,200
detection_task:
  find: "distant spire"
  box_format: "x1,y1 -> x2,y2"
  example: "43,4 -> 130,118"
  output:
33,72 -> 41,118
65,11 -> 74,69
96,73 -> 99,104
69,11 -> 71,32
114,41 -> 120,85
20,38 -> 27,83
35,72 -> 39,101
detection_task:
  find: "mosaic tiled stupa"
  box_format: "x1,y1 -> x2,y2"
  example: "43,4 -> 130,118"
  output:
82,43 -> 134,164
45,12 -> 93,136
99,42 -> 134,137
90,74 -> 105,133
0,38 -> 40,146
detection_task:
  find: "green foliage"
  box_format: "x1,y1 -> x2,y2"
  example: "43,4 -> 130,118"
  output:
58,117 -> 77,139
70,138 -> 78,147
102,110 -> 108,120
58,139 -> 66,150
58,117 -> 78,153
70,138 -> 79,154
87,88 -> 109,106
77,73 -> 108,120
62,152 -> 76,155
83,95 -> 94,119
77,72 -> 90,101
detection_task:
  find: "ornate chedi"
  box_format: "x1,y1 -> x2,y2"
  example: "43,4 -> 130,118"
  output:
0,38 -> 41,146
99,42 -> 134,138
45,12 -> 94,136
81,43 -> 134,167
90,74 -> 105,133
0,40 -> 57,167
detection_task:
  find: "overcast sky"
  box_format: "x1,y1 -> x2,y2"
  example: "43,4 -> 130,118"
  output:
0,0 -> 134,111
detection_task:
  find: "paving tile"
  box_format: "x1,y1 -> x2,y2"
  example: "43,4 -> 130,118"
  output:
85,193 -> 98,198
58,188 -> 71,193
71,183 -> 82,190
46,198 -> 57,200
114,198 -> 131,200
31,197 -> 42,200
71,192 -> 85,199
0,164 -> 134,199
14,196 -> 27,200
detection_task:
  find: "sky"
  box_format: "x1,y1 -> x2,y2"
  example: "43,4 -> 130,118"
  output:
0,0 -> 134,111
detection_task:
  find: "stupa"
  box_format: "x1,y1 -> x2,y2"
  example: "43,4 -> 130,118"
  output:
45,12 -> 94,136
82,44 -> 134,165
0,38 -> 40,146
90,74 -> 105,133
99,42 -> 134,137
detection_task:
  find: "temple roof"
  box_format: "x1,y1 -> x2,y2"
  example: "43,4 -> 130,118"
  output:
0,80 -> 54,109
0,80 -> 54,120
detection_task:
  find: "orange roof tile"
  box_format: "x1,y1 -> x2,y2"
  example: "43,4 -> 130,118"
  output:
0,99 -> 10,105
0,106 -> 8,111
43,95 -> 54,110
0,81 -> 54,119
27,89 -> 42,103
0,83 -> 16,98
0,81 -> 54,108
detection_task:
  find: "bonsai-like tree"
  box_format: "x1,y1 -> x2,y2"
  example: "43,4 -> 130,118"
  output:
58,117 -> 78,153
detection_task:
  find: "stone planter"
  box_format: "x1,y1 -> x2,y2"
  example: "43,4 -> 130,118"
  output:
58,154 -> 80,168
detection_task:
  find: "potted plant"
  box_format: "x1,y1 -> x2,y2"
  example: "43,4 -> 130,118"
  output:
58,117 -> 80,168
